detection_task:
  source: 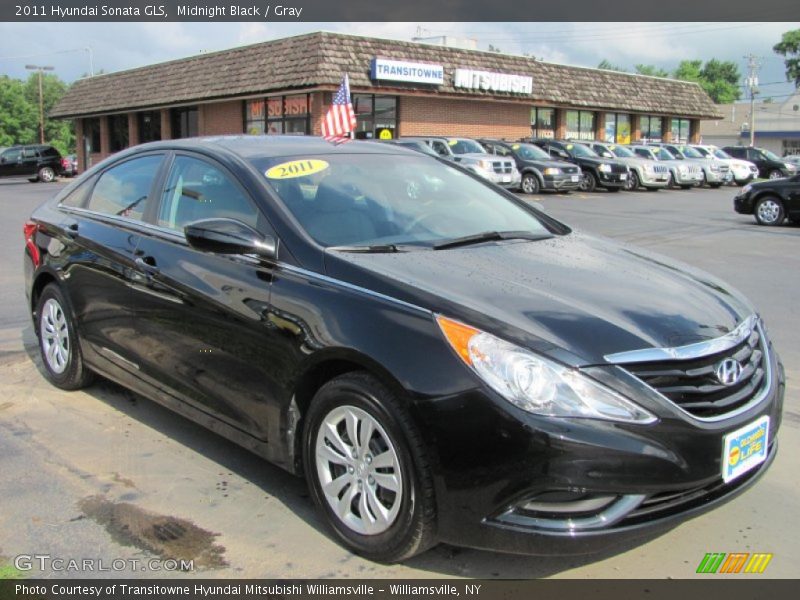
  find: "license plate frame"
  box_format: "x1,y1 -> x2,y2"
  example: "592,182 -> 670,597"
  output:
722,415 -> 769,483
571,175 -> 580,182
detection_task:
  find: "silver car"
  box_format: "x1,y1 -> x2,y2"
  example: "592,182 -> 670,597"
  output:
588,142 -> 669,191
403,137 -> 522,190
691,144 -> 758,186
629,145 -> 703,189
649,143 -> 731,188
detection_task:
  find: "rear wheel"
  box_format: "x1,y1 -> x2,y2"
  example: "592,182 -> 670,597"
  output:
754,196 -> 785,226
38,166 -> 56,183
35,284 -> 94,390
304,372 -> 436,563
520,173 -> 540,195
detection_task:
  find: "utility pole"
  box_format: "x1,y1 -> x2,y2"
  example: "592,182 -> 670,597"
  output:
25,64 -> 54,144
744,54 -> 761,147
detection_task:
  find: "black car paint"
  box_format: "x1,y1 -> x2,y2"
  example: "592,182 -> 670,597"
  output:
0,144 -> 63,180
734,175 -> 800,222
529,139 -> 628,190
24,137 -> 783,556
478,139 -> 581,191
724,146 -> 793,179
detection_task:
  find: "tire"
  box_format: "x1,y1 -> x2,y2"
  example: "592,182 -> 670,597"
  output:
580,171 -> 597,193
646,186 -> 660,192
709,183 -> 722,189
789,216 -> 800,226
303,372 -> 436,563
754,196 -> 785,226
520,173 -> 540,195
680,185 -> 692,190
666,172 -> 677,189
38,166 -> 56,183
768,170 -> 783,180
626,171 -> 640,191
607,187 -> 621,193
35,283 -> 94,390
28,177 -> 39,183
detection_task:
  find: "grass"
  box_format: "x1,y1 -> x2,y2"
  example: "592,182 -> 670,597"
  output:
0,563 -> 25,579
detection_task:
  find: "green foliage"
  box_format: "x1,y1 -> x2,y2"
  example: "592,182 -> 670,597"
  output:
0,73 -> 74,153
634,64 -> 669,77
0,563 -> 25,579
773,29 -> 800,87
598,59 -> 627,72
673,59 -> 741,104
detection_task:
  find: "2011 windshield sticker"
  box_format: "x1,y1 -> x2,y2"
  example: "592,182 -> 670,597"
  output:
265,159 -> 329,180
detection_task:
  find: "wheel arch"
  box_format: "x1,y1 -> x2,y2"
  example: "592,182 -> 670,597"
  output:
30,268 -> 60,320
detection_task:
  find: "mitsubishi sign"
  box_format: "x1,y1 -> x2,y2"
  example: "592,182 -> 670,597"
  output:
454,69 -> 533,94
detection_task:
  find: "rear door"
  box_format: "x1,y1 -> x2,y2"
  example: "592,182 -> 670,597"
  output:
20,147 -> 41,176
0,148 -> 24,177
129,152 -> 279,439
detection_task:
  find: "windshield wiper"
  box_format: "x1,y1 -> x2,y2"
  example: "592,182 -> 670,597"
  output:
433,230 -> 552,250
328,244 -> 401,253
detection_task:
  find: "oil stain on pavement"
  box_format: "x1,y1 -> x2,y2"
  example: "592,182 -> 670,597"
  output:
78,496 -> 227,569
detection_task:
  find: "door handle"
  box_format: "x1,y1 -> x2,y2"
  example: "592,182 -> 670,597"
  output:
65,222 -> 79,239
135,256 -> 160,275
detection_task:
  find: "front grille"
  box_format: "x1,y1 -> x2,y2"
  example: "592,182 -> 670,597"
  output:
492,161 -> 514,174
612,164 -> 628,174
719,165 -> 730,172
653,165 -> 669,174
564,166 -> 579,174
621,325 -> 767,419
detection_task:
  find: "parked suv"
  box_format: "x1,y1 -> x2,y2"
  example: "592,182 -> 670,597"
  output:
478,139 -> 581,194
401,137 -> 521,190
529,139 -> 628,192
691,145 -> 758,186
647,143 -> 730,188
723,146 -> 797,180
629,145 -> 703,189
587,141 -> 669,191
0,144 -> 64,183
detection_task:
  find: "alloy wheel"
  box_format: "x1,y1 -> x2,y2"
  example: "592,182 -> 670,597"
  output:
768,170 -> 782,180
756,198 -> 782,225
39,167 -> 55,183
521,174 -> 539,194
315,405 -> 403,535
40,298 -> 70,374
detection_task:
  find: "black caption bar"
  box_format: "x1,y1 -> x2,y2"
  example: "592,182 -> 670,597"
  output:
2,0 -> 798,22
0,579 -> 796,600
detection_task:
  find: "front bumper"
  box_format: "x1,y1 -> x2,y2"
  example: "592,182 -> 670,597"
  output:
734,192 -> 755,214
673,170 -> 703,185
705,169 -> 729,184
479,169 -> 522,189
544,173 -> 582,191
597,171 -> 627,189
422,346 -> 784,556
639,170 -> 669,188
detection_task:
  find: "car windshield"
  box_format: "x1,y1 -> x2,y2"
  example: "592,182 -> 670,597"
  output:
760,149 -> 782,161
693,147 -> 710,157
679,146 -> 704,159
514,143 -> 550,160
254,154 -> 553,248
609,145 -> 635,158
566,143 -> 597,158
713,149 -> 732,159
654,147 -> 675,160
447,139 -> 486,155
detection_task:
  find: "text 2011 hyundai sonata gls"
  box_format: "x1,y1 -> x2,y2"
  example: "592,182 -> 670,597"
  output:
23,137 -> 784,562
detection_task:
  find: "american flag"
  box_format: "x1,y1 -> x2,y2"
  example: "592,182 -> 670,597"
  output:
321,74 -> 357,144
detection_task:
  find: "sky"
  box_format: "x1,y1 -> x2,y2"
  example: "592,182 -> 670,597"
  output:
1,21 -> 798,104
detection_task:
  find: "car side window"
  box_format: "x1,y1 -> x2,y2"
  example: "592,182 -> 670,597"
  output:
87,154 -> 163,221
493,145 -> 510,157
60,177 -> 95,208
2,149 -> 22,162
157,155 -> 259,232
22,148 -> 38,158
430,141 -> 450,157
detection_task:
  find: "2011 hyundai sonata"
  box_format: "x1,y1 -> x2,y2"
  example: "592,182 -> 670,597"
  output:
23,137 -> 784,562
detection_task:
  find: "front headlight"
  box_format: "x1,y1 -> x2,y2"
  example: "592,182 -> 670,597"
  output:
543,167 -> 561,175
742,184 -> 753,194
710,164 -> 720,171
477,160 -> 494,171
598,164 -> 612,173
437,316 -> 657,424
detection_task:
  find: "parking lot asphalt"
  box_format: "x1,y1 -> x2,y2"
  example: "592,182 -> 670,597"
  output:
0,178 -> 797,579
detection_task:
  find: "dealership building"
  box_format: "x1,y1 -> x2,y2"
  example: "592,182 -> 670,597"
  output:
51,31 -> 722,171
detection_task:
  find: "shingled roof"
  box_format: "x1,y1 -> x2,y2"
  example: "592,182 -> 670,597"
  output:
51,31 -> 722,119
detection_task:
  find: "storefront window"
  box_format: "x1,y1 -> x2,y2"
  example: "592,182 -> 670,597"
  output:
566,110 -> 595,141
604,113 -> 631,144
640,116 -> 663,142
137,111 -> 161,143
84,118 -> 101,153
352,94 -> 397,140
530,107 -> 555,138
671,118 -> 690,143
108,114 -> 129,152
245,94 -> 310,135
171,107 -> 198,139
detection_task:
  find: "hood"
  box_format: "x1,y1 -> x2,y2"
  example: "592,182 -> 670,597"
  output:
520,159 -> 577,171
326,232 -> 753,366
613,156 -> 652,168
453,153 -> 500,162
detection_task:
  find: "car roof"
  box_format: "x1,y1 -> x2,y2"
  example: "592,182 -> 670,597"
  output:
128,135 -> 414,160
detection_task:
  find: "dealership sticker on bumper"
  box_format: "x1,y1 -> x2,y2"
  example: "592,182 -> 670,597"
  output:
722,415 -> 769,483
571,175 -> 580,182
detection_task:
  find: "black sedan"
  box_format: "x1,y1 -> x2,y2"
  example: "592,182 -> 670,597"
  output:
478,139 -> 581,194
24,137 -> 783,562
734,175 -> 800,226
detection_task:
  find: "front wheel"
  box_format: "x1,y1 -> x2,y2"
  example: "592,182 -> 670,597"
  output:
580,172 -> 597,193
304,372 -> 436,563
754,196 -> 785,226
520,173 -> 540,195
35,284 -> 94,390
768,170 -> 783,180
626,171 -> 640,191
666,172 -> 677,189
38,166 -> 56,183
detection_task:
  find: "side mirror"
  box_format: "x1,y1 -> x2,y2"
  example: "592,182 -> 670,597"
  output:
184,218 -> 276,259
0,157 -> 6,164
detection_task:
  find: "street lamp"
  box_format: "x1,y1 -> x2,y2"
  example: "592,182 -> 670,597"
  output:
25,64 -> 55,144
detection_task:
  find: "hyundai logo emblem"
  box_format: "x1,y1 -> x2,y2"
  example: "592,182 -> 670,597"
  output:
715,358 -> 744,386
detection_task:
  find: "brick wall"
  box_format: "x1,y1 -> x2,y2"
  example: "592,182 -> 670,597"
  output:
398,96 -> 531,140
202,100 -> 244,135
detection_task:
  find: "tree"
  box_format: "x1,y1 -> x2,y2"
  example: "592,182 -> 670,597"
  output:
0,76 -> 38,147
634,64 -> 669,77
673,59 -> 741,104
597,59 -> 627,72
773,29 -> 800,87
